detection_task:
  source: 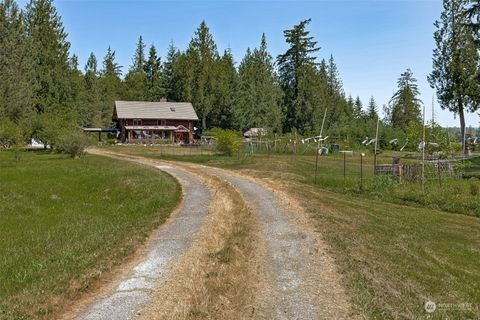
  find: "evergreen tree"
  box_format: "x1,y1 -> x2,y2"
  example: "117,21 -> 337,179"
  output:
353,96 -> 364,119
172,52 -> 194,103
66,54 -> 86,124
83,52 -> 102,126
163,41 -> 180,101
325,55 -> 348,126
99,46 -> 122,125
211,49 -> 237,128
277,19 -> 320,132
25,0 -> 72,114
144,44 -> 164,101
123,38 -> 150,101
102,46 -> 122,77
466,0 -> 480,43
388,69 -> 422,131
346,95 -> 355,118
326,55 -> 343,95
234,34 -> 283,132
186,20 -> 219,129
429,0 -> 480,152
0,0 -> 35,126
131,35 -> 146,73
367,96 -> 378,120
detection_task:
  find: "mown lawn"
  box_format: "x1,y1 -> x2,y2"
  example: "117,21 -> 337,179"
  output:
0,150 -> 180,320
107,146 -> 480,319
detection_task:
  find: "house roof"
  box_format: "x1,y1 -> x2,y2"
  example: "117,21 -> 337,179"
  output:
114,101 -> 199,121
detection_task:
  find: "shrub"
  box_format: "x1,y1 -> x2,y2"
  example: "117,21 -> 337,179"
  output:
56,131 -> 91,159
469,179 -> 479,196
214,129 -> 241,156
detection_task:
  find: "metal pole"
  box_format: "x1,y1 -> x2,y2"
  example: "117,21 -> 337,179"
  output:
314,108 -> 328,185
422,102 -> 426,195
360,154 -> 363,192
438,159 -> 442,187
374,116 -> 380,175
318,108 -> 328,150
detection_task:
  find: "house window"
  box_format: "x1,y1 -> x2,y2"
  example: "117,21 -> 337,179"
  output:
160,120 -> 166,126
133,119 -> 141,126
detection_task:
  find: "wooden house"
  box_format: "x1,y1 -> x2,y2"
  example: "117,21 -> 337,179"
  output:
113,101 -> 198,144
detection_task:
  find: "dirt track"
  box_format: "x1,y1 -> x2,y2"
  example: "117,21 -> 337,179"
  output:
67,150 -> 351,319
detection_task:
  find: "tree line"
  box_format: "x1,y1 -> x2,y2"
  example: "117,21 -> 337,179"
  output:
0,0 -> 478,152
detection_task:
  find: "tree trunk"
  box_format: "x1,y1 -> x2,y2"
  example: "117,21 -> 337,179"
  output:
458,100 -> 466,154
202,116 -> 207,130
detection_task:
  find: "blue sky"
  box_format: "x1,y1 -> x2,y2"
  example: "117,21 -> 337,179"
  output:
20,0 -> 480,128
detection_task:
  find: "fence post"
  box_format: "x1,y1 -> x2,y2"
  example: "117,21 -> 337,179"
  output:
438,161 -> 442,187
360,153 -> 365,192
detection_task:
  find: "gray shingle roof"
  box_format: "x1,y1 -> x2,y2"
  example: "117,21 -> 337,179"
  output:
114,101 -> 199,120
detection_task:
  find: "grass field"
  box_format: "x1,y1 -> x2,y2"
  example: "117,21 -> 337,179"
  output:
0,150 -> 181,320
104,144 -> 480,217
105,145 -> 480,319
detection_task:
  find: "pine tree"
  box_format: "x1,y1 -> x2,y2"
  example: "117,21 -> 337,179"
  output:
99,46 -> 122,125
102,46 -> 122,77
325,55 -> 347,126
367,96 -> 378,120
466,0 -> 480,42
163,41 -> 180,101
346,95 -> 355,118
25,0 -> 72,114
83,52 -> 102,126
429,0 -> 480,152
388,69 -> 422,131
234,34 -> 283,132
131,35 -> 146,73
66,54 -> 86,124
186,20 -> 219,129
277,19 -> 320,132
211,49 -> 237,128
353,96 -> 364,120
0,0 -> 35,126
144,44 -> 165,101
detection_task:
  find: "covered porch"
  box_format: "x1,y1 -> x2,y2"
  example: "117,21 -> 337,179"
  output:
125,125 -> 191,144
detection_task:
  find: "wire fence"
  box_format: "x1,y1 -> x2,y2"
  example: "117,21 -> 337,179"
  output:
115,138 -> 471,191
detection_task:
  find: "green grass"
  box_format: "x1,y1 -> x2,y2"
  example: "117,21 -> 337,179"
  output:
106,145 -> 480,319
0,150 -> 181,320
104,145 -> 480,217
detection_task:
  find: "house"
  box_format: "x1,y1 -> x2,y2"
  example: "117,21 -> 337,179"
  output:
113,100 -> 198,144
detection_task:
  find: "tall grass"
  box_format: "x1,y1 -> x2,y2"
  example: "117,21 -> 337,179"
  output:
104,146 -> 480,319
0,150 -> 180,319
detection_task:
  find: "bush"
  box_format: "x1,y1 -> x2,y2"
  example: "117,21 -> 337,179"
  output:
214,129 -> 241,156
469,179 -> 479,196
56,131 -> 91,159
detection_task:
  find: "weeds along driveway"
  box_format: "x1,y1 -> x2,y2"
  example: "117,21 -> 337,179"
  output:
179,163 -> 353,320
69,156 -> 211,320
84,149 -> 353,319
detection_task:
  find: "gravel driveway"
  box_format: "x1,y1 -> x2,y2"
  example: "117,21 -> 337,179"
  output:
73,150 -> 351,319
72,163 -> 211,320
